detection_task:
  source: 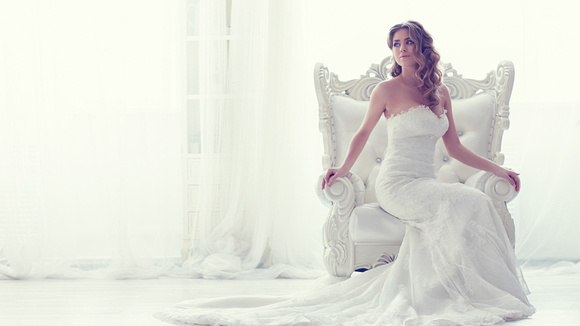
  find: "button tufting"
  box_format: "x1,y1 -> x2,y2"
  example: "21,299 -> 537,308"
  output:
376,158 -> 382,163
443,156 -> 449,162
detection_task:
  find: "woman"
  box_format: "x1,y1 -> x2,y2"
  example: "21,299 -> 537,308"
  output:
157,21 -> 535,325
323,21 -> 520,192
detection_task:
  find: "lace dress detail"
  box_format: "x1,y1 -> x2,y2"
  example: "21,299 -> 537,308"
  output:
156,106 -> 535,326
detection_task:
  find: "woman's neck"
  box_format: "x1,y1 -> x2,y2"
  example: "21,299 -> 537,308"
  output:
400,65 -> 420,87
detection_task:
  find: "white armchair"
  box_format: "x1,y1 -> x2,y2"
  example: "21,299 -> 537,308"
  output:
314,57 -> 518,277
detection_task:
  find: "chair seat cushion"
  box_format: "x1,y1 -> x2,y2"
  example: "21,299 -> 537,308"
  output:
349,203 -> 406,244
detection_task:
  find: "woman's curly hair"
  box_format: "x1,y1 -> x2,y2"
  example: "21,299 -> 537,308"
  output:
387,21 -> 443,108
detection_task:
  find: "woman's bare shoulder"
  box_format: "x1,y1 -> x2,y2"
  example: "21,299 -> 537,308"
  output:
374,79 -> 400,96
439,84 -> 451,106
439,83 -> 450,96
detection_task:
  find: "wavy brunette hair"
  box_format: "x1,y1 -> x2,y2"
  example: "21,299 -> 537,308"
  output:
387,21 -> 443,108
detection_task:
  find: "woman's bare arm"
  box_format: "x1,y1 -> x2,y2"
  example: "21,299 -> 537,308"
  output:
322,82 -> 389,189
440,85 -> 520,191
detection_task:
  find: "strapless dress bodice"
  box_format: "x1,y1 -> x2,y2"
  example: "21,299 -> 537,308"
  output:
378,105 -> 448,184
386,104 -> 448,139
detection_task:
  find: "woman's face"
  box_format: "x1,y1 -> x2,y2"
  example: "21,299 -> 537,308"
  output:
392,28 -> 417,67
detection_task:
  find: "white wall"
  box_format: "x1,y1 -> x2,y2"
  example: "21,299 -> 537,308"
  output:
303,0 -> 579,104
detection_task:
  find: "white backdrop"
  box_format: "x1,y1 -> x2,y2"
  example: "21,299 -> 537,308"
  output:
0,0 -> 577,279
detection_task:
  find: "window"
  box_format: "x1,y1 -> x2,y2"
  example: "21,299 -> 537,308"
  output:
182,0 -> 232,258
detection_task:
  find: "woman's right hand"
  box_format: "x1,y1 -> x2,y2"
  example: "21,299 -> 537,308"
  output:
320,82 -> 386,190
322,167 -> 349,190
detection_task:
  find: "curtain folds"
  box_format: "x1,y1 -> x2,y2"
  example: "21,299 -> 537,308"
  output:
183,0 -> 326,279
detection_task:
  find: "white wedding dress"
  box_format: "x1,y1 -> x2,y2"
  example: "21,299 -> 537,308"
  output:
156,105 -> 535,325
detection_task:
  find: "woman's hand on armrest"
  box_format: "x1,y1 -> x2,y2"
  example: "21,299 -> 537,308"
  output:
490,166 -> 521,192
322,167 -> 350,189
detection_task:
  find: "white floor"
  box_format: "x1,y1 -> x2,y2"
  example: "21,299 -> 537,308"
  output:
0,272 -> 579,326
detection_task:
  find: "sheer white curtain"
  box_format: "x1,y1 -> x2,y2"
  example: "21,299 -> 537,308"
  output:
507,103 -> 580,266
2,0 -> 577,281
183,0 -> 326,279
0,1 -> 183,279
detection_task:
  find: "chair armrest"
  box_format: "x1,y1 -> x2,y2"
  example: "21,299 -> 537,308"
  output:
315,172 -> 366,208
315,172 -> 365,277
465,170 -> 518,203
465,169 -> 518,248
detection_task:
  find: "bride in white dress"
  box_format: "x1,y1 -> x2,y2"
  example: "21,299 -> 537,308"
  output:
156,21 -> 535,326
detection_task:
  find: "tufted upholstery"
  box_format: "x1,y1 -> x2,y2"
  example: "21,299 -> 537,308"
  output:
435,92 -> 496,183
331,91 -> 496,202
315,57 -> 518,277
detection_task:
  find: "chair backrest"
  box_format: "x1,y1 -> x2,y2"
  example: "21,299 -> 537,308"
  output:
315,56 -> 514,204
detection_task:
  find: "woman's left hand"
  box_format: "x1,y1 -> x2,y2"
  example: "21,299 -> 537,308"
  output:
493,167 -> 520,192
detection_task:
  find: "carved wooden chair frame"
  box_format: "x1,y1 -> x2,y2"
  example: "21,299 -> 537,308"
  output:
314,56 -> 516,276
